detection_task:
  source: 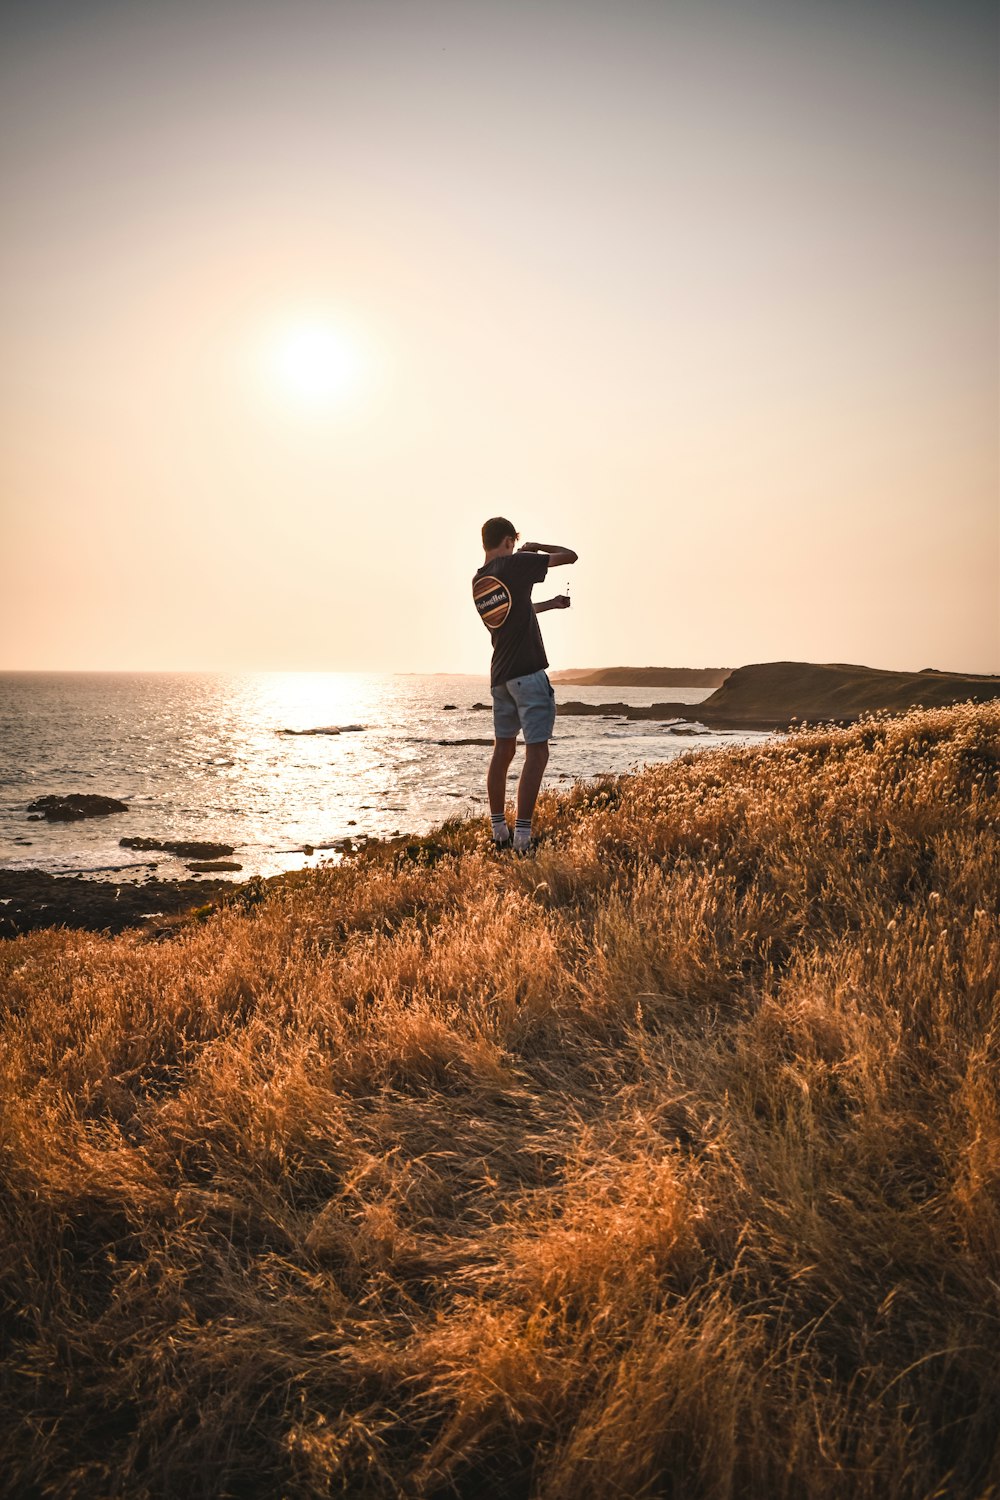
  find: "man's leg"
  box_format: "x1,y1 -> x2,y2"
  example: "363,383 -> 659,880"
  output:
509,671 -> 556,851
488,737 -> 517,841
516,740 -> 549,822
487,680 -> 521,844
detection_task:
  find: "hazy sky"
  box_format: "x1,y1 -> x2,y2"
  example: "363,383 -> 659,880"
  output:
2,0 -> 997,673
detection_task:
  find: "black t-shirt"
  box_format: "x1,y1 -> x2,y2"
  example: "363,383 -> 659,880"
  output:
472,552 -> 550,687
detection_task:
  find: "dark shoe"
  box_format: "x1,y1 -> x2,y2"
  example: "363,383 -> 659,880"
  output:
491,836 -> 513,853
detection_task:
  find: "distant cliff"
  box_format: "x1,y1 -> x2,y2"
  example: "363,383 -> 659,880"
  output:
699,661 -> 1000,724
549,666 -> 732,687
555,660 -> 1000,730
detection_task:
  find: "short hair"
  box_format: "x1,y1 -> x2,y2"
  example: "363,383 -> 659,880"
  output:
482,516 -> 519,550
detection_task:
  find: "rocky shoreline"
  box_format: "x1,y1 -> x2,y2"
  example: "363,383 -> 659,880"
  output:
555,700 -> 783,730
2,793 -> 259,937
0,867 -> 244,940
473,699 -> 782,732
8,660 -> 995,939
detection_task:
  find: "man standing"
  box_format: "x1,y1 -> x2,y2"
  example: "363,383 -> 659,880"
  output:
472,517 -> 578,852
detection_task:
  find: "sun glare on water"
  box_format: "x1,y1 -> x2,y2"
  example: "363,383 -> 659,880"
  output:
261,671 -> 374,730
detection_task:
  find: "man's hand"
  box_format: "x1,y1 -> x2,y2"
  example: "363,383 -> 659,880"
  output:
533,595 -> 571,614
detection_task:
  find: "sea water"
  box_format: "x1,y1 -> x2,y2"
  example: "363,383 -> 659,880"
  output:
0,672 -> 771,880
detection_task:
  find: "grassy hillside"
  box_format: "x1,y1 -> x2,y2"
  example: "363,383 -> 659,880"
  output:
2,703 -> 998,1498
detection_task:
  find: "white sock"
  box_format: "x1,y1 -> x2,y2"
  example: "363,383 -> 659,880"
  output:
491,813 -> 510,843
513,818 -> 532,851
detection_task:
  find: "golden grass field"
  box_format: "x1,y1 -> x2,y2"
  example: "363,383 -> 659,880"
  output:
2,702 -> 998,1498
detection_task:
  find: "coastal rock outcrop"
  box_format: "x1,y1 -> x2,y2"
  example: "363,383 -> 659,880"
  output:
699,661 -> 1000,724
0,868 -> 233,939
276,725 -> 366,736
26,794 -> 129,821
120,837 -> 236,859
553,662 -> 1000,732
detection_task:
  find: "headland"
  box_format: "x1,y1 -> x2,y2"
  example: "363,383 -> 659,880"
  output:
558,659 -> 1000,730
550,666 -> 732,687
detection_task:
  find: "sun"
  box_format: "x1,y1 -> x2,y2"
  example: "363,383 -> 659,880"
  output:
267,320 -> 360,408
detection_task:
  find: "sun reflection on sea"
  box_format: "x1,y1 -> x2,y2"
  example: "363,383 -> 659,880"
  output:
0,673 -> 756,883
250,672 -> 383,733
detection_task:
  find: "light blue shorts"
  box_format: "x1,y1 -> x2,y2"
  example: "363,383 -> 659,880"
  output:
492,670 -> 556,744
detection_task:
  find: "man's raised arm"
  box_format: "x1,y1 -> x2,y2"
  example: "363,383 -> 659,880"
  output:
519,542 -> 578,567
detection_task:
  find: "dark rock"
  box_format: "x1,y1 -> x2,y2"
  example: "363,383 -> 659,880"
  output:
168,841 -> 237,860
27,815 -> 42,821
186,860 -> 243,872
120,837 -> 236,859
302,844 -> 315,855
0,867 -> 234,939
276,724 -> 366,736
438,738 -> 494,747
557,701 -> 632,717
26,794 -> 129,822
472,702 -> 490,711
442,703 -> 458,710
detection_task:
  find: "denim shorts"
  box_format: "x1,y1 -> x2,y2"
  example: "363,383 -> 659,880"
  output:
492,670 -> 556,744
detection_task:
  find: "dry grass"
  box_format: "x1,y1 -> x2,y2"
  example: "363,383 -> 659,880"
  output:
1,702 -> 998,1499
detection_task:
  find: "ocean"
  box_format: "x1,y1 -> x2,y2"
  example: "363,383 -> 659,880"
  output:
0,672 -> 771,881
